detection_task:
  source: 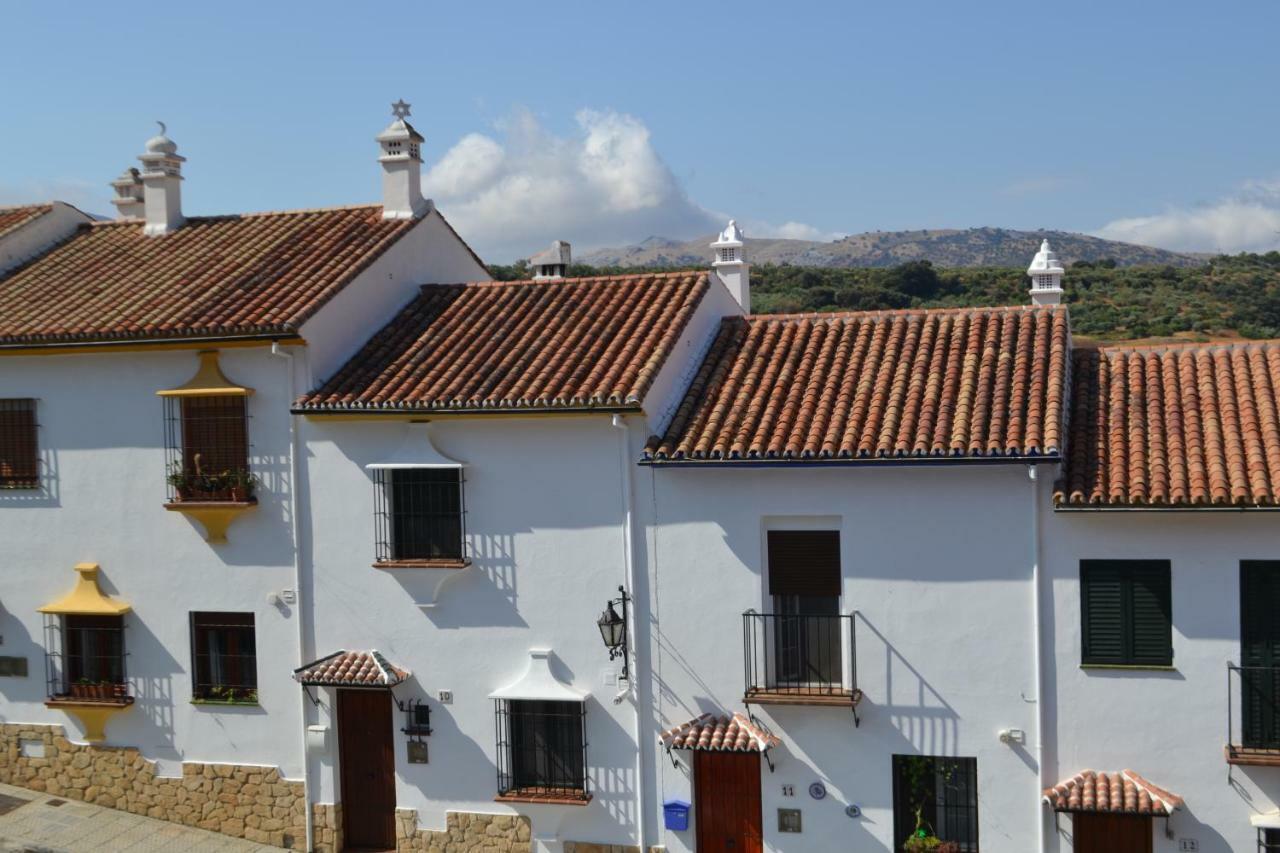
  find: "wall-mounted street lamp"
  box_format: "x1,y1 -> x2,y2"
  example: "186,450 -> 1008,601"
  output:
597,585 -> 631,682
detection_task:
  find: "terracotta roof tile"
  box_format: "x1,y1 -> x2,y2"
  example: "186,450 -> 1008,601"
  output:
659,712 -> 780,753
1055,340 -> 1280,508
1043,770 -> 1183,815
297,272 -> 709,412
645,305 -> 1069,462
293,650 -> 409,687
0,204 -> 52,240
0,205 -> 420,346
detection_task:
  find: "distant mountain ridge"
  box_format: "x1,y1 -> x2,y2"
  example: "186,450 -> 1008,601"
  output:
577,227 -> 1205,269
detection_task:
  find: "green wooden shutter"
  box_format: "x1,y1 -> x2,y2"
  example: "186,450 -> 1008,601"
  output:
1081,562 -> 1126,664
1081,560 -> 1171,666
1128,562 -> 1173,666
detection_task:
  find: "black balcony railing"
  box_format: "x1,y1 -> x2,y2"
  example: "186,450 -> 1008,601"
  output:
743,611 -> 859,711
1227,663 -> 1280,763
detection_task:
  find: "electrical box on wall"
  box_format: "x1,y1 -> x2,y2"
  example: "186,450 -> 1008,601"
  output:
305,725 -> 328,752
778,808 -> 802,833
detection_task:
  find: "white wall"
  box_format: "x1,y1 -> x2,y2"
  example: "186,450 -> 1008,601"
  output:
636,461 -> 1047,853
299,210 -> 489,387
299,414 -> 644,846
0,346 -> 303,777
1042,508 -> 1280,853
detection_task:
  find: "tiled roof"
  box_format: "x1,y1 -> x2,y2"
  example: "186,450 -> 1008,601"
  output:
293,650 -> 409,687
645,305 -> 1069,462
1044,770 -> 1183,815
297,272 -> 709,412
0,204 -> 52,239
0,205 -> 419,347
660,712 -> 780,753
1056,341 -> 1280,508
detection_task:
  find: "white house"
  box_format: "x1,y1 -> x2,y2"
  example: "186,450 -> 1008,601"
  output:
1,110 -> 1279,853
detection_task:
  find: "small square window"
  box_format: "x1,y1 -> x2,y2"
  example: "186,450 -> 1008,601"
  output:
190,612 -> 257,702
1080,560 -> 1172,667
495,699 -> 588,801
373,468 -> 465,563
165,396 -> 253,502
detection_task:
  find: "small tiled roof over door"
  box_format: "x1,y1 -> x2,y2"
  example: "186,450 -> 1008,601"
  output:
1044,770 -> 1183,815
660,712 -> 780,753
292,650 -> 409,687
645,304 -> 1070,462
0,205 -> 422,347
1056,340 -> 1280,508
296,272 -> 709,413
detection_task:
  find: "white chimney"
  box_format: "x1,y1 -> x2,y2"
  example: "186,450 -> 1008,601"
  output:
377,100 -> 430,220
109,167 -> 145,221
137,122 -> 185,235
712,219 -> 750,312
1027,238 -> 1065,306
531,240 -> 571,280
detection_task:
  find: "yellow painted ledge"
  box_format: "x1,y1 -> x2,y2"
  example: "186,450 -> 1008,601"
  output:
38,563 -> 131,616
164,500 -> 257,544
156,350 -> 254,398
44,698 -> 133,744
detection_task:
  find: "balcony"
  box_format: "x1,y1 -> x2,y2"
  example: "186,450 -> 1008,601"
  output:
742,611 -> 861,717
1227,663 -> 1280,766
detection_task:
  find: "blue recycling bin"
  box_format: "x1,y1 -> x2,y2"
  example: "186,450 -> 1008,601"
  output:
663,799 -> 691,831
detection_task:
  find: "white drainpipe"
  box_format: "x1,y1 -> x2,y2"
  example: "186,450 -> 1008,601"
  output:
1028,465 -> 1047,853
272,341 -> 313,853
611,414 -> 646,853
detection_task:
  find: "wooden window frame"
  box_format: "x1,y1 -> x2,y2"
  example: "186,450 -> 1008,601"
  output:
1080,560 -> 1173,667
0,398 -> 38,489
189,612 -> 258,703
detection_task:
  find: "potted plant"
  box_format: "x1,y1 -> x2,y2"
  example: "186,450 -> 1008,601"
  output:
227,469 -> 258,502
167,463 -> 192,501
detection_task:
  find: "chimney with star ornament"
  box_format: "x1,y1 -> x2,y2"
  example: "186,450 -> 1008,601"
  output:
376,99 -> 431,220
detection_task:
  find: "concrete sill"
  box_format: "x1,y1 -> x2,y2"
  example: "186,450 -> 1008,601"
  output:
191,699 -> 261,708
1226,746 -> 1280,767
494,790 -> 592,807
1079,664 -> 1177,672
373,558 -> 471,570
745,687 -> 863,708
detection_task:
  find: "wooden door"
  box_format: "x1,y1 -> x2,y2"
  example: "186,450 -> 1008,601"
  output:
1242,561 -> 1280,748
337,689 -> 396,851
1073,813 -> 1152,853
694,751 -> 763,853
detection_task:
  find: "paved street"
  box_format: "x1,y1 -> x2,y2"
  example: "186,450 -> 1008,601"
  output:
0,783 -> 283,853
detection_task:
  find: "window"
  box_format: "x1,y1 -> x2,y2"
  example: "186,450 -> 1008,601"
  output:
190,612 -> 257,702
494,699 -> 588,801
46,614 -> 129,703
767,530 -> 841,687
0,398 -> 38,488
1080,560 -> 1172,666
373,467 -> 465,563
1261,828 -> 1280,851
892,755 -> 979,852
164,395 -> 254,502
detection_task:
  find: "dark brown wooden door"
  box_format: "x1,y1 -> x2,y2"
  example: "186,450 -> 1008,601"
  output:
1074,813 -> 1153,853
337,689 -> 396,851
694,751 -> 763,853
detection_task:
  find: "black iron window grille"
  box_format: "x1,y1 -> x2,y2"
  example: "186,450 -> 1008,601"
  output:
44,614 -> 131,704
743,611 -> 856,701
0,398 -> 38,489
1228,662 -> 1280,758
892,755 -> 979,852
189,612 -> 257,703
163,396 -> 255,502
372,467 -> 466,563
1261,828 -> 1280,851
494,699 -> 589,801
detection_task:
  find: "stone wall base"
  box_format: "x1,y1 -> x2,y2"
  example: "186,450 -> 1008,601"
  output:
312,801 -> 343,852
0,723 -> 309,848
396,807 -> 532,852
564,842 -> 642,853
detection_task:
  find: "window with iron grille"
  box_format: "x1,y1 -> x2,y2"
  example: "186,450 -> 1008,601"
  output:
0,398 -> 38,488
1261,828 -> 1280,851
372,467 -> 465,563
44,614 -> 131,703
189,612 -> 257,702
892,755 -> 979,852
1080,560 -> 1172,666
163,396 -> 254,502
494,699 -> 588,801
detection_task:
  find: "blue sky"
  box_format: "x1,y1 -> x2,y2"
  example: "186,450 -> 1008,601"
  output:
3,1 -> 1278,260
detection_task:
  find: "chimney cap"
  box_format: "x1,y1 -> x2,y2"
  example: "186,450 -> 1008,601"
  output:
712,219 -> 745,249
1027,238 -> 1065,276
144,121 -> 179,156
531,240 -> 572,267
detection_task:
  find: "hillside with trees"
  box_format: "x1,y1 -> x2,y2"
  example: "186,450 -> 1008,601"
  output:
489,253 -> 1280,344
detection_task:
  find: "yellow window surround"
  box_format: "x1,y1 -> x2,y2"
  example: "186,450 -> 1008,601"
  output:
156,350 -> 254,398
37,563 -> 131,616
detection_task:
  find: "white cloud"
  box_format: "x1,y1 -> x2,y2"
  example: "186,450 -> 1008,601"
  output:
751,220 -> 845,242
423,108 -> 834,262
1095,179 -> 1280,254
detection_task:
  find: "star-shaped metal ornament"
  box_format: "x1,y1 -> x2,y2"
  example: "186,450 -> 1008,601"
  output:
391,99 -> 412,120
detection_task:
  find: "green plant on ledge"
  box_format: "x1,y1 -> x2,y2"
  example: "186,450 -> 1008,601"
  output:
168,460 -> 259,502
193,685 -> 259,705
